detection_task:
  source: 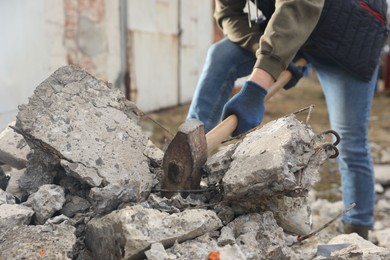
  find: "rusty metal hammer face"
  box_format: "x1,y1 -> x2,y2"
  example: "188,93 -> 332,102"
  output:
161,119 -> 207,198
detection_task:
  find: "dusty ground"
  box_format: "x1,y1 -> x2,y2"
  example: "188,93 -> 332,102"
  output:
140,70 -> 390,199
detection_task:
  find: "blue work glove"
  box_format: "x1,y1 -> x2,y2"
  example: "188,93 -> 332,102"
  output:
222,80 -> 267,136
283,62 -> 308,90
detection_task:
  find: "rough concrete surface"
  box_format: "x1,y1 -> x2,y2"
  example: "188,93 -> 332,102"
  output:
1,65 -> 389,260
0,121 -> 30,169
14,65 -> 154,212
0,224 -> 76,259
85,205 -> 223,259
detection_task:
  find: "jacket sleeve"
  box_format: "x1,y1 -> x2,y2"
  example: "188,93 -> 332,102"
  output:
214,0 -> 263,55
215,0 -> 325,80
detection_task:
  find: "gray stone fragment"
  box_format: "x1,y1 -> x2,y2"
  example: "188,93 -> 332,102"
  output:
165,233 -> 219,260
375,164 -> 390,186
89,180 -> 153,215
214,204 -> 235,225
0,189 -> 16,205
218,226 -> 235,246
324,233 -> 390,258
145,243 -> 170,260
0,121 -> 30,169
375,183 -> 385,194
19,150 -> 59,195
59,175 -> 89,198
225,212 -> 298,259
384,189 -> 390,199
316,243 -> 351,258
0,224 -> 76,260
142,193 -> 207,214
45,214 -> 71,225
85,205 -> 223,259
381,147 -> 390,164
204,143 -> 237,185
61,159 -> 103,187
24,184 -> 66,224
144,140 -> 164,168
216,244 -> 246,260
61,195 -> 91,218
266,195 -> 312,235
0,204 -> 34,234
376,198 -> 390,211
75,249 -> 94,260
5,168 -> 26,202
375,228 -> 390,248
15,65 -> 154,210
222,115 -> 329,201
0,165 -> 9,190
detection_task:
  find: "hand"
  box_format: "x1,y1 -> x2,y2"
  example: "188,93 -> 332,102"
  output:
283,62 -> 308,90
222,80 -> 267,136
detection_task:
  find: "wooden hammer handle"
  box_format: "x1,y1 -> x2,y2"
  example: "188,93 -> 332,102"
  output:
266,58 -> 307,101
206,58 -> 307,153
206,114 -> 238,153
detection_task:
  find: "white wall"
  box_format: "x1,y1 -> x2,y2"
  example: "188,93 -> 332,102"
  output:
0,0 -> 66,130
179,0 -> 213,104
127,0 -> 213,112
0,0 -> 213,129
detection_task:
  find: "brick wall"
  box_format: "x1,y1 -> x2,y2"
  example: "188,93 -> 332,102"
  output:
63,0 -> 105,76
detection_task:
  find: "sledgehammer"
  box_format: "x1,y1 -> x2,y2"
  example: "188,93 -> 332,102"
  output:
161,59 -> 307,198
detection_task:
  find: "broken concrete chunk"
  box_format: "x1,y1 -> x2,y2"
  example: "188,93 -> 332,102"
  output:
0,189 -> 16,205
204,143 -> 237,186
0,224 -> 76,260
19,150 -> 59,196
222,115 -> 329,201
217,226 -> 236,246
61,159 -> 103,187
215,244 -> 246,260
326,233 -> 390,258
14,65 -> 154,204
225,212 -> 298,259
0,165 -> 9,190
144,243 -> 170,260
85,205 -> 223,259
61,195 -> 91,218
5,168 -> 27,202
266,195 -> 312,235
375,228 -> 390,248
144,140 -> 164,168
0,121 -> 30,169
375,164 -> 390,186
24,184 -> 66,224
0,203 -> 34,234
88,179 -> 153,215
165,233 -> 219,259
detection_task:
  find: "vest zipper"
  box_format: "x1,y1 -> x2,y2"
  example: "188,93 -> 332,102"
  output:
359,1 -> 386,24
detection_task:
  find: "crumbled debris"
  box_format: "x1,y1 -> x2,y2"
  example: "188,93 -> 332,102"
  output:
1,65 -> 389,259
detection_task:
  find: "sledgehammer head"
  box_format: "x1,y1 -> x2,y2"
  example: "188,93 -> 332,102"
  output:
161,119 -> 207,198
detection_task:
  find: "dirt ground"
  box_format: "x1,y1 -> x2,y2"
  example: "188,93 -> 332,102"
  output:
140,70 -> 390,200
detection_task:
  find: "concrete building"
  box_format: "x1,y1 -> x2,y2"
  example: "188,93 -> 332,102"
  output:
0,0 -> 214,130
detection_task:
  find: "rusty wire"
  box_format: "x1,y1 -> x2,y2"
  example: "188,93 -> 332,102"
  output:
139,112 -> 176,138
292,104 -> 315,125
222,104 -> 317,144
294,203 -> 356,244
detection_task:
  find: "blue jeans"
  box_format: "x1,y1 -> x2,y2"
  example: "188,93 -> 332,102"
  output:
187,38 -> 377,228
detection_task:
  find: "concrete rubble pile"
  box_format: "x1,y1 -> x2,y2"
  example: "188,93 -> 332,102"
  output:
0,65 -> 389,260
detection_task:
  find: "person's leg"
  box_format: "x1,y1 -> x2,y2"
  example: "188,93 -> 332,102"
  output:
306,53 -> 377,235
187,38 -> 256,132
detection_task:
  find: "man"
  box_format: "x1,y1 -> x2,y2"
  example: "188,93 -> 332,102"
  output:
187,0 -> 388,239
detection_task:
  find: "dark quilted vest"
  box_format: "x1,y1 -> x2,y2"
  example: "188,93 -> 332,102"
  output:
309,0 -> 389,81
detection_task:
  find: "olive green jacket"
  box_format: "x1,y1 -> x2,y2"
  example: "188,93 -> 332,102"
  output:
214,0 -> 325,80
